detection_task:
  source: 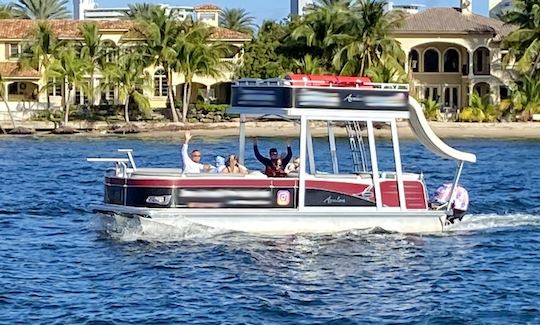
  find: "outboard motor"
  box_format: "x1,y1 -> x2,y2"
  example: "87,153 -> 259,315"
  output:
430,183 -> 469,224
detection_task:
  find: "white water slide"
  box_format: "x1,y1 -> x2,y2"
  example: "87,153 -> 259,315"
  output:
408,97 -> 476,163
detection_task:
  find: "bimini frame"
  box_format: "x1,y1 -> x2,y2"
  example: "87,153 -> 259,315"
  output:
230,76 -> 476,215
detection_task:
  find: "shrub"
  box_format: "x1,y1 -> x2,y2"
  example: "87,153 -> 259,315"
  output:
196,102 -> 229,113
422,99 -> 440,121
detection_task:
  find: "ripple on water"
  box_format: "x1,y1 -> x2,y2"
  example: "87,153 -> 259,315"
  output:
0,138 -> 539,323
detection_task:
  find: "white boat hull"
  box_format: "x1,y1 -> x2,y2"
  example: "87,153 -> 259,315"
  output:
92,204 -> 446,235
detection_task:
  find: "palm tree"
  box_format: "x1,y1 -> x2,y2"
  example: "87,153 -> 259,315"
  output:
46,46 -> 90,125
501,0 -> 540,77
289,3 -> 348,73
129,6 -> 180,122
101,52 -> 150,123
235,20 -> 292,79
171,22 -> 230,122
22,21 -> 61,109
331,0 -> 405,76
292,54 -> 325,74
0,4 -> 14,19
365,56 -> 407,83
125,3 -> 160,19
0,73 -> 16,129
312,0 -> 354,9
10,0 -> 70,19
79,22 -> 107,106
510,75 -> 540,120
219,8 -> 255,35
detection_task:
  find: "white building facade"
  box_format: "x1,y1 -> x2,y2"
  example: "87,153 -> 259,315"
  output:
290,0 -> 314,16
489,0 -> 514,19
73,0 -> 195,21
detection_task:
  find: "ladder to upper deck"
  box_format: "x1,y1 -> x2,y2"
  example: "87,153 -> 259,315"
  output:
345,121 -> 368,173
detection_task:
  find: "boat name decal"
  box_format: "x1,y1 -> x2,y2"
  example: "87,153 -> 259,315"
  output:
323,195 -> 346,204
343,94 -> 363,103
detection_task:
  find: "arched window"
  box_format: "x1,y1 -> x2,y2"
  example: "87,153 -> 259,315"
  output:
473,82 -> 490,98
409,49 -> 419,72
423,49 -> 439,72
444,49 -> 460,72
473,47 -> 490,75
102,40 -> 117,63
154,69 -> 168,97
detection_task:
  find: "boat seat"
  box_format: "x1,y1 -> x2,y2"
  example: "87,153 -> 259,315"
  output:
313,173 -> 372,179
182,172 -> 268,178
130,168 -> 183,178
380,172 -> 422,180
183,173 -> 246,177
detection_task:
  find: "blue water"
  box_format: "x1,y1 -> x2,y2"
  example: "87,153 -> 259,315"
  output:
1,136 -> 540,324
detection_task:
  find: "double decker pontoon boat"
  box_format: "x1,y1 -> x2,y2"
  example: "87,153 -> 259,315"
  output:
88,74 -> 476,234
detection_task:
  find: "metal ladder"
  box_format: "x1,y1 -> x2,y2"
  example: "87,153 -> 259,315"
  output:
345,121 -> 368,173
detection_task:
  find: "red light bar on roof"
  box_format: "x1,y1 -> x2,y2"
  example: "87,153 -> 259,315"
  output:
285,74 -> 372,88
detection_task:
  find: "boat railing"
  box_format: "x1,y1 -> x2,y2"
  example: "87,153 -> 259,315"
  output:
87,149 -> 136,178
234,78 -> 410,91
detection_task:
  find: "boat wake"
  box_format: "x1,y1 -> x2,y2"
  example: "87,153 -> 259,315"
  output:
94,214 -> 231,242
446,213 -> 540,232
94,213 -> 540,242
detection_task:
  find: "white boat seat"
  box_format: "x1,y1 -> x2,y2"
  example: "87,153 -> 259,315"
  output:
313,173 -> 372,179
183,173 -> 247,177
130,168 -> 183,177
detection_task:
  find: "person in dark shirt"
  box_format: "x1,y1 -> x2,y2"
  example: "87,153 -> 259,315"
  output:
253,137 -> 292,177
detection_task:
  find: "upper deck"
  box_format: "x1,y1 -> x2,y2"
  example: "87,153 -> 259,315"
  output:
229,74 -> 410,119
229,73 -> 476,163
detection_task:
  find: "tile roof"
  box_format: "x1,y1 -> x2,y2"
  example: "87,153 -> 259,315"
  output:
0,19 -> 132,40
0,62 -> 40,78
211,27 -> 251,41
194,4 -> 221,11
0,19 -> 249,41
394,7 -> 517,41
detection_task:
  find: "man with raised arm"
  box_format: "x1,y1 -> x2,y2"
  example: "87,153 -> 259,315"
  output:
253,137 -> 292,177
182,131 -> 212,173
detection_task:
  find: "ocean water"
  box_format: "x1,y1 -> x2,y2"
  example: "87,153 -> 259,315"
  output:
1,135 -> 539,324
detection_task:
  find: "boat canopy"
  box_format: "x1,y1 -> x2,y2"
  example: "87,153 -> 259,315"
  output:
228,74 -> 476,164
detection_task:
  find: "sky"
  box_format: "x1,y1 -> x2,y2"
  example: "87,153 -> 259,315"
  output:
60,0 -> 490,23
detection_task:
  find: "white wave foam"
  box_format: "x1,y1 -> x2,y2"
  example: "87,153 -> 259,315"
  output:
94,214 -> 229,242
93,212 -> 540,242
446,213 -> 540,232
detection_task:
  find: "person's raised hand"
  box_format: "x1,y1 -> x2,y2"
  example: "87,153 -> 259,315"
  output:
184,130 -> 192,144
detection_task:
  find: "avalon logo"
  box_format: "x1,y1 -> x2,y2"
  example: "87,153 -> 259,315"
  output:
323,196 -> 346,204
343,94 -> 363,103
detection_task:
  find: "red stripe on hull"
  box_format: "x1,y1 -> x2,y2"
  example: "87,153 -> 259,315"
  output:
105,176 -> 427,208
306,180 -> 368,196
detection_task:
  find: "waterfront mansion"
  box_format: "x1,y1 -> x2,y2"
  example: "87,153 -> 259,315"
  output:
0,4 -> 250,121
393,0 -> 516,112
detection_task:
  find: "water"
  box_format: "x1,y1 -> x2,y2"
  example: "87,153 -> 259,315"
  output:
1,136 -> 539,324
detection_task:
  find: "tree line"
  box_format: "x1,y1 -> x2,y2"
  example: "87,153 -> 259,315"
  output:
0,4 -> 233,128
237,0 -> 540,122
0,0 -> 539,126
